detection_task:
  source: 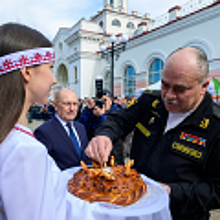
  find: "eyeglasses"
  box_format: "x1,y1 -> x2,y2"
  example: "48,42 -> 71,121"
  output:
59,102 -> 79,107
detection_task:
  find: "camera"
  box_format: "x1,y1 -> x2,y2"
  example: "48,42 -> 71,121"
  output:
94,99 -> 106,109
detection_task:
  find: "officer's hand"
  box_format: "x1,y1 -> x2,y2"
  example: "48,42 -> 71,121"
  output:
85,136 -> 112,164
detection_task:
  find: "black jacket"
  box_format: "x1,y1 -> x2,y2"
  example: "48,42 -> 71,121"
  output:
95,90 -> 220,220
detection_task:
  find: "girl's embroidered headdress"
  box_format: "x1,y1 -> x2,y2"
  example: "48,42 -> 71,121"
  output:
0,47 -> 55,76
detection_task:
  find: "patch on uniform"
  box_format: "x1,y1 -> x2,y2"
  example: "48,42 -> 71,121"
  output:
172,141 -> 203,160
126,99 -> 138,109
199,118 -> 209,129
179,132 -> 206,147
136,122 -> 151,137
152,99 -> 159,108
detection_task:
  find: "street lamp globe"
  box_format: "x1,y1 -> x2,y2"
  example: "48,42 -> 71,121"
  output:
99,44 -> 106,52
96,75 -> 103,80
121,34 -> 129,43
110,35 -> 117,43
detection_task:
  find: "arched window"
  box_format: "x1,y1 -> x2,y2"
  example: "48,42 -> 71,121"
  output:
57,64 -> 68,85
124,66 -> 136,96
99,21 -> 103,27
149,59 -> 164,84
112,19 -> 121,27
127,22 -> 134,29
104,72 -> 111,91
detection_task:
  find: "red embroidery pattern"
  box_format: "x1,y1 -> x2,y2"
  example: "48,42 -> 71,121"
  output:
13,126 -> 35,138
0,48 -> 55,75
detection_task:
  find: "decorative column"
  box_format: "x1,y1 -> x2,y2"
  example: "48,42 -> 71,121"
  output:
113,0 -> 119,11
122,0 -> 128,13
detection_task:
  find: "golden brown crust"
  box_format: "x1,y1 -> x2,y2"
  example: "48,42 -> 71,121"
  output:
68,159 -> 147,206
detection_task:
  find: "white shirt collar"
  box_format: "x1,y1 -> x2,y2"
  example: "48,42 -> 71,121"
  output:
55,113 -> 81,146
55,113 -> 72,127
164,111 -> 193,133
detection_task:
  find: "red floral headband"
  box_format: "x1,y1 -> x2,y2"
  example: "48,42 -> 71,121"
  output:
0,47 -> 55,76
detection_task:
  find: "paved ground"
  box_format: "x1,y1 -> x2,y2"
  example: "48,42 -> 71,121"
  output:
28,119 -> 44,132
27,119 -> 220,219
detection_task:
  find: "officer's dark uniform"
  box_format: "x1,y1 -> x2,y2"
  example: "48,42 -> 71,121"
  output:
95,90 -> 220,220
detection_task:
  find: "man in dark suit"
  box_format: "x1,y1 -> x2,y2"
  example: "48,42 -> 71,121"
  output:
34,88 -> 91,170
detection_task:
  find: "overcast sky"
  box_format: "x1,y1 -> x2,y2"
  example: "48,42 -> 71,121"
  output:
0,0 -> 188,40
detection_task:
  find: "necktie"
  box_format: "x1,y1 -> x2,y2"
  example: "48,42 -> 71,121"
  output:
66,123 -> 81,158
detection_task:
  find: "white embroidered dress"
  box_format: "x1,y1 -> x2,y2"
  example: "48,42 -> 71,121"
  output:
0,123 -> 69,220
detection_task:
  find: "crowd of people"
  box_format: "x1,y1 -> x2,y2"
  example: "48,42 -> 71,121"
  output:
1,21 -> 220,220
28,100 -> 55,122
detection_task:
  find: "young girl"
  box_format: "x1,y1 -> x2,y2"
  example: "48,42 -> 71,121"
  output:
0,23 -> 71,220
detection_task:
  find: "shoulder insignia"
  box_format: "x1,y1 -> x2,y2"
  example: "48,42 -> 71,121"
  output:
126,99 -> 138,109
152,99 -> 159,108
199,118 -> 209,129
141,90 -> 161,109
142,89 -> 161,96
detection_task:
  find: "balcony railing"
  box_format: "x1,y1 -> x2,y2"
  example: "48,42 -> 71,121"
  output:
153,0 -> 216,29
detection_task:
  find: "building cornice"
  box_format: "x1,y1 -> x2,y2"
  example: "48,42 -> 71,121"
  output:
67,51 -> 98,63
64,32 -> 80,45
92,8 -> 149,21
64,29 -> 111,45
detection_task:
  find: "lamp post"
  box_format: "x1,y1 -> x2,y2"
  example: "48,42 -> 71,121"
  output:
100,34 -> 128,97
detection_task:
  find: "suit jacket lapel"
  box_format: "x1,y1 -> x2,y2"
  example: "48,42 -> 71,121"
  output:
52,117 -> 80,158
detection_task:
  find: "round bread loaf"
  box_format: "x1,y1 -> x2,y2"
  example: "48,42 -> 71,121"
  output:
68,157 -> 147,206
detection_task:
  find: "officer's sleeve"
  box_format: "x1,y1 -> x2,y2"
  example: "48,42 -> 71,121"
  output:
169,135 -> 220,216
94,91 -> 155,143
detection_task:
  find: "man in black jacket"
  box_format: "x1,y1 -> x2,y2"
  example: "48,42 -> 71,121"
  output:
85,47 -> 220,220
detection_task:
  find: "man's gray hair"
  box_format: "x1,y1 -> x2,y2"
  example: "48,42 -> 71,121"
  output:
194,49 -> 209,85
54,88 -> 75,102
167,47 -> 209,84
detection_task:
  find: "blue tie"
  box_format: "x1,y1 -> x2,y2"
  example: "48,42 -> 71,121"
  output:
66,123 -> 81,158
